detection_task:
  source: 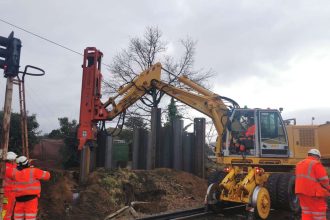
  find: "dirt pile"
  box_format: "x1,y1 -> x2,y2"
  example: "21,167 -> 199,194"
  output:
38,170 -> 78,219
38,168 -> 207,220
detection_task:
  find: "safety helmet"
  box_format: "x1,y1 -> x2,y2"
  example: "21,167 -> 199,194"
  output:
6,151 -> 17,161
308,149 -> 321,158
16,156 -> 29,166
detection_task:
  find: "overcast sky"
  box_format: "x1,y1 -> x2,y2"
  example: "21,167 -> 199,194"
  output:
1,0 -> 330,134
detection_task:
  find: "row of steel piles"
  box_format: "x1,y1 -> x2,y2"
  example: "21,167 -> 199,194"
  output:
80,108 -> 206,182
132,108 -> 206,178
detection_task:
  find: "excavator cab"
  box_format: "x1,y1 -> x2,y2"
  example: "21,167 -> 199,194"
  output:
224,108 -> 289,158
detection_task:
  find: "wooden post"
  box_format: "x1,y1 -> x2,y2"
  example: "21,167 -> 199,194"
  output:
0,77 -> 14,212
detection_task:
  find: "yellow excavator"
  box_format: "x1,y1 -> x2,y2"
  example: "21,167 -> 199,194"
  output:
77,47 -> 330,219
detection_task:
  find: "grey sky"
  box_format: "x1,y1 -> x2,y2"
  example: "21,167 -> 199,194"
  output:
0,0 -> 329,133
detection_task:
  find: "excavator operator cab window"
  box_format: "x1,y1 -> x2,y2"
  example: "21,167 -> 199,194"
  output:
259,110 -> 289,157
226,109 -> 256,156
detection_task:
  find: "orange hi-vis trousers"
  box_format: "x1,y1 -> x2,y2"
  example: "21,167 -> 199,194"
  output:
14,197 -> 38,220
298,194 -> 327,220
3,191 -> 15,220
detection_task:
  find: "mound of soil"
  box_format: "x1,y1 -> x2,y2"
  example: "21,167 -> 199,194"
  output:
38,170 -> 78,219
38,168 -> 207,220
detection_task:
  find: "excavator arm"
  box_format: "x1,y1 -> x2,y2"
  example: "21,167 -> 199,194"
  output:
77,47 -> 236,156
150,77 -> 230,156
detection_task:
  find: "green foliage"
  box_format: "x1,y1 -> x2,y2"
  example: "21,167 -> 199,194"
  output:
49,117 -> 79,168
117,115 -> 147,143
0,111 -> 40,154
124,115 -> 147,131
164,97 -> 182,127
48,129 -> 61,139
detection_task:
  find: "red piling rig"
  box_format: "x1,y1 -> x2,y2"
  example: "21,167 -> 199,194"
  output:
77,47 -> 108,150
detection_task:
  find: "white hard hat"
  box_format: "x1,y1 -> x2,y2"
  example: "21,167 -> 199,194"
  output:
16,156 -> 29,166
6,151 -> 17,161
308,149 -> 321,158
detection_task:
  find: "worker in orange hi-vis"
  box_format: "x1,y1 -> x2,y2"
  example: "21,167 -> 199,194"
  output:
295,149 -> 330,220
238,118 -> 256,153
8,156 -> 50,220
2,151 -> 18,220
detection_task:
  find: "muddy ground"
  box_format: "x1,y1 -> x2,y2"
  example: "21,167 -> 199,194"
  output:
38,168 -> 207,220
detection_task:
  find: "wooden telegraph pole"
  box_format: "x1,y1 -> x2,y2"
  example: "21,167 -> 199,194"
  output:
0,31 -> 22,214
0,77 -> 14,213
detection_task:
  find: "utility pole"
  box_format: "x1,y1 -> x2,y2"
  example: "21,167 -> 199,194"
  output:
0,77 -> 14,213
0,31 -> 21,213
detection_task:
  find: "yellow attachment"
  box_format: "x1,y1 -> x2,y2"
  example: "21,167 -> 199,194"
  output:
220,166 -> 236,192
220,166 -> 269,204
236,167 -> 256,200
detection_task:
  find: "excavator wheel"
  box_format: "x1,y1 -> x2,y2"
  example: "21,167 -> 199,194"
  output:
251,186 -> 271,219
277,173 -> 300,213
265,173 -> 281,209
207,170 -> 227,186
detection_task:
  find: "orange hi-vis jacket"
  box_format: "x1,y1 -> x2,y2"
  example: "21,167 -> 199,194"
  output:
295,156 -> 330,197
10,167 -> 50,197
245,124 -> 256,137
4,162 -> 17,193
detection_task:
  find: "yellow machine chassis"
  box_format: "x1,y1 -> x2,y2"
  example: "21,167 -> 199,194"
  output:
219,166 -> 269,203
217,166 -> 271,219
218,156 -> 304,167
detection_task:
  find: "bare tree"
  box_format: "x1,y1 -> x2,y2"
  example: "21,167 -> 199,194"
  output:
103,26 -> 213,125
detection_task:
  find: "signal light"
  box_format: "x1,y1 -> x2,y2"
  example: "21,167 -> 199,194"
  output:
0,31 -> 21,77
